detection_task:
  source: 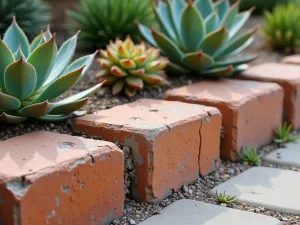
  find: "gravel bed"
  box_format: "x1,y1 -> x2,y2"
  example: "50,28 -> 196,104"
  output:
1,16 -> 299,225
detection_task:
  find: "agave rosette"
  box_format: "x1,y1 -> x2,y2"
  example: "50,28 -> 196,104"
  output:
97,37 -> 169,97
138,0 -> 257,77
0,18 -> 103,124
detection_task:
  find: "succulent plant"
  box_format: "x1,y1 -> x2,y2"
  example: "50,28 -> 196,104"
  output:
274,122 -> 300,144
263,2 -> 300,53
0,18 -> 103,124
0,0 -> 50,40
231,0 -> 290,14
216,191 -> 236,204
67,0 -> 156,49
238,146 -> 262,166
96,37 -> 169,98
138,0 -> 257,77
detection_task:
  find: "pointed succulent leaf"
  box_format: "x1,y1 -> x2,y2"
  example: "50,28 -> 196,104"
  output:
3,18 -> 30,57
0,39 -> 14,92
152,29 -> 184,64
141,74 -> 163,84
37,114 -> 72,122
0,112 -> 26,124
229,9 -> 253,39
126,76 -> 144,90
145,61 -> 161,72
125,87 -> 137,98
13,45 -> 26,61
199,26 -> 228,55
182,51 -> 214,71
138,23 -> 158,47
44,25 -> 52,41
130,69 -> 145,76
4,58 -> 37,100
120,59 -> 136,70
154,0 -> 177,41
205,12 -> 220,34
211,55 -> 257,68
61,51 -> 97,78
112,79 -> 125,95
214,0 -> 230,21
111,66 -> 128,77
222,2 -> 239,30
194,0 -> 214,19
180,2 -> 205,51
46,32 -> 79,85
117,44 -> 129,58
54,82 -> 104,105
18,101 -> 54,117
202,65 -> 233,77
33,66 -> 84,103
30,31 -> 44,52
168,0 -> 185,37
98,75 -> 118,85
51,98 -> 89,115
27,35 -> 57,91
0,92 -> 21,111
44,51 -> 97,87
215,28 -> 257,58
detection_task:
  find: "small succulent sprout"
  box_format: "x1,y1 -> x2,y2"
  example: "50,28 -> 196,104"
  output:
67,0 -> 156,49
238,146 -> 263,166
0,18 -> 103,124
96,36 -> 169,98
274,122 -> 300,144
138,0 -> 257,77
263,2 -> 300,53
216,191 -> 236,204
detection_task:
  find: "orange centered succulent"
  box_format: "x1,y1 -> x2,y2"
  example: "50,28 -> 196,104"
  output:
96,37 -> 169,98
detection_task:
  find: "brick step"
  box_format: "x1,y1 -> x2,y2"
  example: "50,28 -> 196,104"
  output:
74,99 -> 222,203
165,79 -> 283,161
241,63 -> 300,128
0,131 -> 124,225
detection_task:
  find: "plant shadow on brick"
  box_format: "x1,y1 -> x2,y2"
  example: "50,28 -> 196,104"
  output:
0,0 -> 50,40
0,18 -> 103,124
138,0 -> 257,78
216,191 -> 236,204
238,146 -> 263,166
274,122 -> 300,144
67,0 -> 156,50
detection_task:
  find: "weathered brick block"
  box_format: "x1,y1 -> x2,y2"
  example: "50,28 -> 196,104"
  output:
74,99 -> 221,203
165,79 -> 283,161
241,63 -> 300,128
0,131 -> 124,225
282,55 -> 300,65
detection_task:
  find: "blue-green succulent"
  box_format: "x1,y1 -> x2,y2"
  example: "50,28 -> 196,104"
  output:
0,18 -> 103,124
139,0 -> 257,77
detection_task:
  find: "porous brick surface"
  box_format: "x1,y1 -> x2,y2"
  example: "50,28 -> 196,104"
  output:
165,79 -> 283,161
241,63 -> 300,128
0,131 -> 124,225
282,55 -> 300,65
74,99 -> 221,202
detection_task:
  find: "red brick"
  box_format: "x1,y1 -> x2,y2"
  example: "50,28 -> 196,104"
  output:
281,55 -> 300,65
0,131 -> 124,225
164,79 -> 283,161
241,63 -> 300,128
74,99 -> 221,202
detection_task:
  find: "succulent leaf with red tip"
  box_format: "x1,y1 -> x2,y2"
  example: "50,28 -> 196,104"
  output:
0,18 -> 102,124
138,0 -> 257,77
97,37 -> 169,98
